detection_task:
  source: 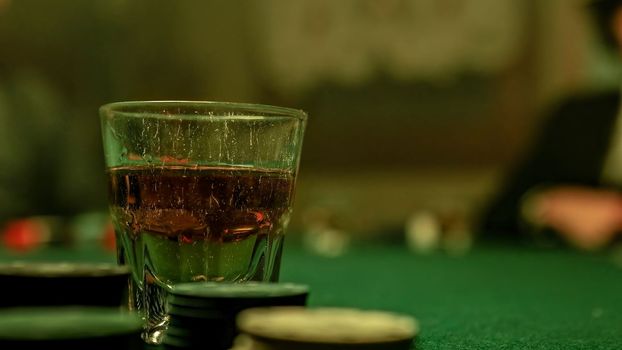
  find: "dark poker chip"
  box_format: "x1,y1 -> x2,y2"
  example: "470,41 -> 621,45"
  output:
168,315 -> 224,330
166,322 -> 231,337
165,282 -> 309,350
0,307 -> 142,350
163,331 -> 234,349
162,333 -> 193,348
0,262 -> 130,307
168,304 -> 227,319
169,282 -> 309,308
167,310 -> 252,348
166,326 -> 203,338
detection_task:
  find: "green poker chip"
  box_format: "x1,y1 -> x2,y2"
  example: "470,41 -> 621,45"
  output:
170,282 -> 308,299
0,307 -> 142,340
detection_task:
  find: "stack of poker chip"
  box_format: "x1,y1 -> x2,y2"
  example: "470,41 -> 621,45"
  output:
0,262 -> 130,308
0,307 -> 143,350
235,307 -> 419,350
164,282 -> 309,350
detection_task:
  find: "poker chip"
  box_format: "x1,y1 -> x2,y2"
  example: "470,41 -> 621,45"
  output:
236,307 -> 419,350
169,282 -> 309,309
0,307 -> 142,350
168,304 -> 227,319
162,333 -> 195,348
0,262 -> 129,277
0,262 -> 130,307
163,282 -> 309,350
170,282 -> 309,300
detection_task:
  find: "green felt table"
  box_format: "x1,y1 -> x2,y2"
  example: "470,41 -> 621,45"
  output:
2,242 -> 622,349
280,243 -> 622,350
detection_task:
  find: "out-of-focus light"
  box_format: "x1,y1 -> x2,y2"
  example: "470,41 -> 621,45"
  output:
405,211 -> 441,254
0,0 -> 10,14
2,219 -> 48,252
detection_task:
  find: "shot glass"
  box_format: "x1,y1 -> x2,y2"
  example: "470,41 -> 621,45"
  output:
99,101 -> 307,344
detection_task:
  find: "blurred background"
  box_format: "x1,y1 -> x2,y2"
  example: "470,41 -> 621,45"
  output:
0,0 -> 618,253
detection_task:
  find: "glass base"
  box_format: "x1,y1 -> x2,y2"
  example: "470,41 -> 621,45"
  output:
142,315 -> 169,345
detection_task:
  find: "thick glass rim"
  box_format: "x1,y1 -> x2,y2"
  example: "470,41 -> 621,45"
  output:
99,100 -> 307,121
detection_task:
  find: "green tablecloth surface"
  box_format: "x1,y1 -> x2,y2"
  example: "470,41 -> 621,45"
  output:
279,244 -> 622,350
2,242 -> 622,349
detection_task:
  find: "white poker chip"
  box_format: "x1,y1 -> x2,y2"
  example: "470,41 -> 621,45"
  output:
236,307 -> 418,348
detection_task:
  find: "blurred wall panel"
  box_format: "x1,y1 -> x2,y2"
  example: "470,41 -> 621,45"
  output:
0,0 -> 616,231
